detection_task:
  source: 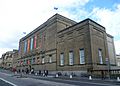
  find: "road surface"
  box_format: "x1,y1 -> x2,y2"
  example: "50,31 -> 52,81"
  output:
0,69 -> 120,86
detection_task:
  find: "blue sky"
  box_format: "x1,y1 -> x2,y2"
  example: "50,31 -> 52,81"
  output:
86,0 -> 118,10
0,0 -> 120,57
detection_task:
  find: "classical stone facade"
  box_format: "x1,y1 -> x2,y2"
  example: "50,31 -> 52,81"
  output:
17,14 -> 117,76
17,14 -> 76,74
1,50 -> 18,70
116,55 -> 120,66
12,50 -> 19,69
57,19 -> 116,76
0,58 -> 2,68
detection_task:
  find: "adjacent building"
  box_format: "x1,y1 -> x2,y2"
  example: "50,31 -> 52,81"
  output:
1,50 -> 18,70
116,55 -> 120,66
12,50 -> 19,69
0,58 -> 2,68
13,14 -> 118,76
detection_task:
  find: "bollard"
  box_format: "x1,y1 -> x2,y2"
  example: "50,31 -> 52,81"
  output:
117,77 -> 120,81
89,76 -> 92,80
70,75 -> 72,79
15,71 -> 17,74
43,73 -> 45,77
56,74 -> 58,78
35,73 -> 37,75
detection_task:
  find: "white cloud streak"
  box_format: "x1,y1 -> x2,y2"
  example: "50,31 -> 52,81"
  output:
88,4 -> 120,54
0,0 -> 120,56
0,0 -> 90,57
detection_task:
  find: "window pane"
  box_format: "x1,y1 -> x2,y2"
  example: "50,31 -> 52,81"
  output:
49,57 -> 52,63
69,51 -> 74,65
98,49 -> 103,64
27,39 -> 30,52
42,57 -> 45,64
60,53 -> 64,66
30,37 -> 33,50
79,49 -> 85,64
32,58 -> 35,64
24,60 -> 26,64
24,41 -> 27,53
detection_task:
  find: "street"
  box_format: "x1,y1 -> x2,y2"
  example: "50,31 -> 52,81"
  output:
0,70 -> 75,86
0,79 -> 13,86
0,69 -> 120,86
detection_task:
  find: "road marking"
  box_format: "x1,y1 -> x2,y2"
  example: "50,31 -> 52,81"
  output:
0,78 -> 17,86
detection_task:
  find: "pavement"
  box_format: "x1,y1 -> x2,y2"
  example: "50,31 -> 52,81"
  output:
0,70 -> 75,86
12,72 -> 120,86
0,69 -> 120,86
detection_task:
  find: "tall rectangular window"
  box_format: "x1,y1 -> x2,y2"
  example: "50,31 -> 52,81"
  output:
42,57 -> 45,64
34,35 -> 37,49
30,59 -> 32,64
98,49 -> 103,64
79,49 -> 85,64
30,37 -> 33,51
27,60 -> 30,65
60,53 -> 64,66
69,51 -> 74,65
24,41 -> 27,53
27,39 -> 30,52
24,60 -> 26,65
32,58 -> 35,64
118,62 -> 120,66
39,32 -> 42,48
49,55 -> 52,63
37,57 -> 40,64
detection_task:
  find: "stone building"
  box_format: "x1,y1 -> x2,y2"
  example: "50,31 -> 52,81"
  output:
12,50 -> 19,69
17,14 -> 76,74
1,51 -> 13,69
107,34 -> 116,65
18,14 -> 117,76
116,55 -> 120,66
57,18 -> 117,76
1,50 -> 18,70
0,58 -> 2,68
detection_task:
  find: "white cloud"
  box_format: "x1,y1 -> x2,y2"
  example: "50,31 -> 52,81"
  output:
0,0 -> 90,57
0,0 -> 119,56
114,40 -> 120,55
53,0 -> 89,7
88,4 -> 120,54
90,7 -> 120,37
0,48 -> 13,58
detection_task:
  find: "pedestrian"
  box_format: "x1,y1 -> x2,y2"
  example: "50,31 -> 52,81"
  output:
43,70 -> 46,77
22,69 -> 24,73
101,71 -> 104,80
46,70 -> 48,76
38,70 -> 41,75
31,68 -> 34,74
26,68 -> 29,74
